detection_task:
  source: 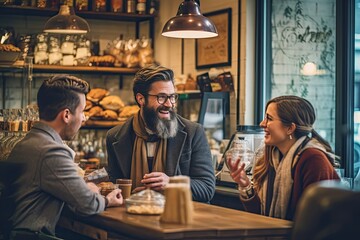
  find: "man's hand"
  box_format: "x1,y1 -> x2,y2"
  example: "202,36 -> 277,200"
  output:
141,172 -> 170,191
87,182 -> 100,194
106,189 -> 123,207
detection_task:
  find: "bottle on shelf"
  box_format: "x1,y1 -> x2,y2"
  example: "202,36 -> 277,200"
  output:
136,0 -> 146,14
126,0 -> 135,13
110,0 -> 123,12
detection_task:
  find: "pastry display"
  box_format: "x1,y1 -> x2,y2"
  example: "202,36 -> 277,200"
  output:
85,100 -> 93,111
86,88 -> 109,103
84,88 -> 138,126
89,55 -> 115,67
100,109 -> 118,120
88,106 -> 103,117
119,105 -> 139,118
100,95 -> 125,112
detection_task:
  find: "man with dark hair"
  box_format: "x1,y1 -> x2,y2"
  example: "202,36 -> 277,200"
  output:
106,65 -> 215,203
3,75 -> 123,239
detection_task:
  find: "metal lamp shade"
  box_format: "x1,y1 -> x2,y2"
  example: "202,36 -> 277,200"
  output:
161,0 -> 218,39
44,5 -> 90,34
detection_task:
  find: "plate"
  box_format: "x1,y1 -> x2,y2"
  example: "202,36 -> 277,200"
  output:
0,51 -> 21,64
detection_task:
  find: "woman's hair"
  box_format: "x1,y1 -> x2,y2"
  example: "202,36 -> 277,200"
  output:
132,64 -> 174,106
253,95 -> 335,188
37,75 -> 90,121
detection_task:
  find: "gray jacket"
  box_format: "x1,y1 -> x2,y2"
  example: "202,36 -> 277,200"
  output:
5,122 -> 105,235
106,115 -> 216,203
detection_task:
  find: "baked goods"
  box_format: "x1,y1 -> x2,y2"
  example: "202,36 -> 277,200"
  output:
87,88 -> 109,103
97,181 -> 117,196
100,109 -> 118,120
100,95 -> 125,112
89,55 -> 115,67
119,105 -> 140,118
88,106 -> 103,117
0,44 -> 21,52
85,100 -> 93,111
127,205 -> 164,215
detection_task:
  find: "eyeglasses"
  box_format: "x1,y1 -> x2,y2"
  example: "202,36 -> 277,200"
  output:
146,93 -> 179,104
263,114 -> 279,124
263,114 -> 289,125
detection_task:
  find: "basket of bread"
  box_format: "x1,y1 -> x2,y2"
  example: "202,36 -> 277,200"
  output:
84,88 -> 140,126
0,44 -> 21,64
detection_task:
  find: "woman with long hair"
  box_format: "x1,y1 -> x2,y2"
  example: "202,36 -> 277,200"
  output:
227,95 -> 340,220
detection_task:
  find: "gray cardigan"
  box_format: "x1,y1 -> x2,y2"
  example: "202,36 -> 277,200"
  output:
5,122 -> 105,235
106,115 -> 216,203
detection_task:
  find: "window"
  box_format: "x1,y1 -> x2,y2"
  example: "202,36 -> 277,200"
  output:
256,0 -> 357,177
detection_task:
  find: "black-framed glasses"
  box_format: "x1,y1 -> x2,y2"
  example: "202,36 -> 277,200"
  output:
146,93 -> 179,104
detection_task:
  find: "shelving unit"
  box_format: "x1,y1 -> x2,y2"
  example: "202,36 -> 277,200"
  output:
0,4 -> 155,104
0,5 -> 155,41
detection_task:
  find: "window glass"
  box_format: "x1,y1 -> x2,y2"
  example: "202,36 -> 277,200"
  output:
354,0 -> 360,178
270,0 -> 336,148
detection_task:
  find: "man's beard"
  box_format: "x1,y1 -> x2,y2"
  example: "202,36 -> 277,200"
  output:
143,104 -> 178,139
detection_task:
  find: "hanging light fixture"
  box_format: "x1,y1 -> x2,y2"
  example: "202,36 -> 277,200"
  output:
161,0 -> 218,39
44,4 -> 90,34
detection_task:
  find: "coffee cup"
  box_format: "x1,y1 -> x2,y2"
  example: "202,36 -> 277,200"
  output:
116,179 -> 132,200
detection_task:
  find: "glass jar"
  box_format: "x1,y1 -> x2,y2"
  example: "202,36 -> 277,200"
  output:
92,0 -> 106,12
136,0 -> 146,14
126,0 -> 135,13
75,0 -> 88,11
125,188 -> 165,215
48,35 -> 62,65
225,139 -> 254,172
75,35 -> 90,66
34,33 -> 48,65
110,0 -> 123,12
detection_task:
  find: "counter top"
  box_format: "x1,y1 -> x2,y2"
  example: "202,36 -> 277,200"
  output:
58,201 -> 292,240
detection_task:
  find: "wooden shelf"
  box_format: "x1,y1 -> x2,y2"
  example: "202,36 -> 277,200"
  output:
0,62 -> 139,74
0,5 -> 154,22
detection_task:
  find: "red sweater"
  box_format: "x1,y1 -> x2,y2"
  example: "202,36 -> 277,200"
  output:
241,148 -> 340,220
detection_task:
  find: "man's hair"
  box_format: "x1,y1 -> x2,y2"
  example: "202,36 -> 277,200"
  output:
132,64 -> 174,105
37,75 -> 90,121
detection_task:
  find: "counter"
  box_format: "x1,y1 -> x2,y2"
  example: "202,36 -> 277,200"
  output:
57,201 -> 292,240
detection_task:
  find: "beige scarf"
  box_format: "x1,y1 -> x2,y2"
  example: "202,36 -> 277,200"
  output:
131,111 -> 167,189
258,136 -> 331,219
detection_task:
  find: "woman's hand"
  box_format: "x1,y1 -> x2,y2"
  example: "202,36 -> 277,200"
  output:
226,156 -> 250,188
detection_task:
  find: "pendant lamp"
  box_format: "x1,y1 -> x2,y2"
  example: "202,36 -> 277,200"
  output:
44,5 -> 90,34
161,0 -> 218,39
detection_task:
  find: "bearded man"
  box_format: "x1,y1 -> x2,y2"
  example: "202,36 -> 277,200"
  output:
106,65 -> 215,202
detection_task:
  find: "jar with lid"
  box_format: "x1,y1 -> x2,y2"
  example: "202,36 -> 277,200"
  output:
48,35 -> 62,65
75,0 -> 88,11
110,0 -> 123,12
225,139 -> 254,173
34,33 -> 48,65
92,0 -> 106,11
126,0 -> 135,13
36,0 -> 46,8
136,0 -> 146,14
75,35 -> 91,66
61,35 -> 77,66
125,188 -> 165,215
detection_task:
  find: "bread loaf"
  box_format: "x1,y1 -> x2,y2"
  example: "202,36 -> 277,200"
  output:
100,95 -> 125,112
87,88 -> 109,103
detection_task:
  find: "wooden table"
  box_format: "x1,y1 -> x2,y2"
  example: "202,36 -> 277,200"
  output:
57,202 -> 292,240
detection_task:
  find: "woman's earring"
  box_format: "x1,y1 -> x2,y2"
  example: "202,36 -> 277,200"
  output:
289,135 -> 293,140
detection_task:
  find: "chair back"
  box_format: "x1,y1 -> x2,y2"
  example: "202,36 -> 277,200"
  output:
292,180 -> 360,240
